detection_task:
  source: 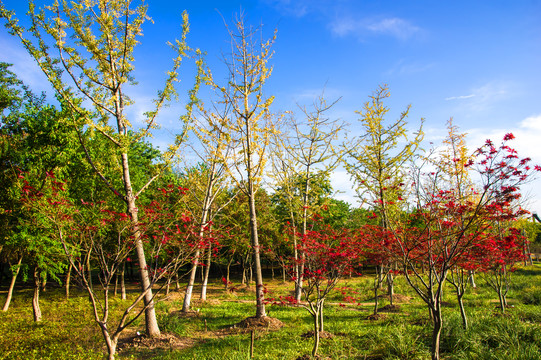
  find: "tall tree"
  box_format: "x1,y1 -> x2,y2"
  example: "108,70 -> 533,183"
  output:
1,0 -> 201,336
343,85 -> 423,306
271,94 -> 343,301
205,14 -> 276,317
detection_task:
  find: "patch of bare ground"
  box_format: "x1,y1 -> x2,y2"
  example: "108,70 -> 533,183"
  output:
215,316 -> 284,336
300,330 -> 334,339
366,313 -> 387,321
117,331 -> 197,353
379,304 -> 401,313
376,293 -> 411,303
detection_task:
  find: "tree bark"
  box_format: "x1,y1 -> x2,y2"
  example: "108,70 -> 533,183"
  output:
430,304 -> 443,360
182,249 -> 200,312
248,187 -> 266,317
200,242 -> 212,301
121,262 -> 126,300
65,261 -> 72,299
32,265 -> 42,322
2,255 -> 23,312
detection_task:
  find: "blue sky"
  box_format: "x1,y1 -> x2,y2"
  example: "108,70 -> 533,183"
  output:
1,0 -> 541,212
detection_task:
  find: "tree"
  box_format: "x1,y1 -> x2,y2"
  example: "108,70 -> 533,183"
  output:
181,96 -> 238,312
281,226 -> 358,357
1,0 -> 202,336
390,133 -> 537,360
343,84 -> 423,307
271,94 -> 344,300
205,14 -> 276,318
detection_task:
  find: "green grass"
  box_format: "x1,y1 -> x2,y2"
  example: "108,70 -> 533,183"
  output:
0,264 -> 540,359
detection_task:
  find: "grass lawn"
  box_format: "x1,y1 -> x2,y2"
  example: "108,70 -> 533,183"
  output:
1,265 -> 540,359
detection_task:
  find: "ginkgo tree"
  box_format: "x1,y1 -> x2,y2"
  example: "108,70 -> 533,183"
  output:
0,0 -> 202,336
271,94 -> 344,301
205,14 -> 277,318
343,84 -> 423,307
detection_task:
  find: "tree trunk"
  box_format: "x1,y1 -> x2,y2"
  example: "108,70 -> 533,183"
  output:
32,265 -> 42,322
2,255 -> 23,312
120,262 -> 126,300
457,291 -> 468,330
468,270 -> 476,289
373,269 -> 379,315
182,249 -> 200,312
248,189 -> 266,318
319,302 -> 324,332
113,272 -> 118,297
312,307 -> 321,357
99,325 -> 118,360
430,305 -> 443,360
200,242 -> 212,301
65,261 -> 72,299
387,270 -> 394,305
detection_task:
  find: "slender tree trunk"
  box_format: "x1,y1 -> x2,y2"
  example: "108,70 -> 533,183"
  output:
248,188 -> 266,317
175,273 -> 180,290
2,255 -> 23,312
86,248 -> 93,291
430,305 -> 443,360
121,262 -> 126,300
201,241 -> 212,301
113,272 -> 118,297
32,265 -> 42,322
387,269 -> 394,305
457,291 -> 468,330
468,270 -> 476,289
271,262 -> 275,280
65,261 -> 72,299
182,249 -> 200,312
319,301 -> 324,332
99,325 -> 118,360
312,307 -> 321,357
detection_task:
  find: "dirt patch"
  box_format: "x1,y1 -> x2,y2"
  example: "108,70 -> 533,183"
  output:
392,294 -> 411,303
235,316 -> 284,330
117,332 -> 196,353
214,316 -> 284,336
300,330 -> 334,339
296,355 -> 332,360
366,313 -> 387,321
379,304 -> 401,313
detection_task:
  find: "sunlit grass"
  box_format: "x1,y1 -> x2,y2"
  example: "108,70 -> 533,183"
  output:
0,264 -> 539,359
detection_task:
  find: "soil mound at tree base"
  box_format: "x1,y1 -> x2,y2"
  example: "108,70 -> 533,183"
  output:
234,316 -> 284,331
300,330 -> 334,339
379,304 -> 401,313
118,332 -> 196,352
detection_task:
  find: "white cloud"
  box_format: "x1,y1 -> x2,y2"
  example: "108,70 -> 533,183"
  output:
330,16 -> 421,40
445,94 -> 475,101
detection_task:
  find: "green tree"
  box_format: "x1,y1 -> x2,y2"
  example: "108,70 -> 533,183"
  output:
343,84 -> 423,307
205,14 -> 276,318
1,0 -> 202,336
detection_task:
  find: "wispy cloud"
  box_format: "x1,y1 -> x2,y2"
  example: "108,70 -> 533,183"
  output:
445,94 -> 476,101
445,81 -> 512,112
330,16 -> 421,40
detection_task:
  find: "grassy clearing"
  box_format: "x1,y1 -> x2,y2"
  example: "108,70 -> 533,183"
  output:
0,265 -> 540,359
